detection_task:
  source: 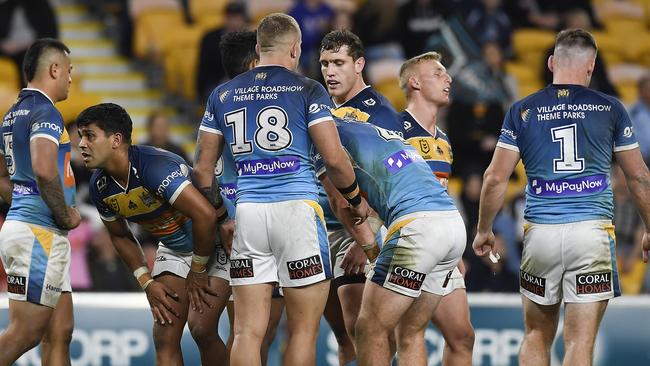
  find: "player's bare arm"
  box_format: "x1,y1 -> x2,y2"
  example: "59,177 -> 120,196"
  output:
615,148 -> 650,262
193,130 -> 225,208
321,174 -> 378,272
169,183 -> 221,313
102,218 -> 180,324
473,147 -> 520,257
309,121 -> 371,223
30,137 -> 80,229
0,155 -> 12,204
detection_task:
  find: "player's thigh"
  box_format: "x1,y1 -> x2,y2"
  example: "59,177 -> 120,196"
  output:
357,280 -> 415,332
283,280 -> 330,331
520,222 -> 564,305
6,298 -> 53,338
43,292 -> 73,341
563,220 -> 620,303
232,284 -> 274,338
563,300 -> 608,343
268,200 -> 331,288
187,276 -> 230,332
0,220 -> 71,309
230,203 -> 278,286
521,295 -> 561,336
397,291 -> 441,337
153,273 -> 190,324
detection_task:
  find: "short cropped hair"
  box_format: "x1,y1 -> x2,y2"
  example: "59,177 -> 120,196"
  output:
320,30 -> 365,60
398,51 -> 442,91
553,29 -> 598,57
22,38 -> 70,82
257,13 -> 300,53
76,103 -> 133,144
220,30 -> 258,79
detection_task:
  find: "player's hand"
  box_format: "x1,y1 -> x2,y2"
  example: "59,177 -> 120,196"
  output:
186,270 -> 219,314
341,242 -> 367,276
472,230 -> 496,257
349,198 -> 371,225
218,219 -> 235,256
145,280 -> 180,325
60,206 -> 81,230
642,232 -> 649,263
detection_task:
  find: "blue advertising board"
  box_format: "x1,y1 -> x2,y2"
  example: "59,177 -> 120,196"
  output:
2,294 -> 650,365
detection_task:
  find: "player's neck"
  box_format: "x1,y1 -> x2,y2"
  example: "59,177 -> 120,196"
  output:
258,54 -> 295,70
406,99 -> 439,134
104,148 -> 131,188
25,81 -> 58,103
552,71 -> 589,87
334,79 -> 367,106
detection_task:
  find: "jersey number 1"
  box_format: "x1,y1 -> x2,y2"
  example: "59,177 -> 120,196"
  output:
225,107 -> 293,154
551,124 -> 584,173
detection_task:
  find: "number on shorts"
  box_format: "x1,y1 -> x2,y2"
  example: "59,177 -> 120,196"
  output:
224,107 -> 292,154
2,132 -> 15,175
551,124 -> 584,173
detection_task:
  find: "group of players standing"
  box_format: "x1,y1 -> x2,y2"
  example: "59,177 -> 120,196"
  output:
2,11 -> 650,366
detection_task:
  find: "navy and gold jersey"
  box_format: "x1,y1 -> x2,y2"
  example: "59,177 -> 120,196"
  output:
200,65 -> 333,204
314,118 -> 456,226
401,110 -> 453,187
497,84 -> 638,224
89,146 -> 194,252
0,89 -> 76,230
331,85 -> 403,132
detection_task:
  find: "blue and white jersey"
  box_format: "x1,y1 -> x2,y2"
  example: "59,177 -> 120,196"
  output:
314,118 -> 456,227
199,65 -> 333,203
89,146 -> 194,252
331,85 -> 403,133
497,84 -> 639,224
0,88 -> 76,230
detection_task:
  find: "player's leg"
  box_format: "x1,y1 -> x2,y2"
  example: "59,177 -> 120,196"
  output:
431,287 -> 474,366
337,282 -> 364,347
0,300 -> 53,366
562,301 -> 608,366
395,291 -> 442,366
188,276 -> 230,366
226,298 -> 234,352
152,273 -> 190,366
261,291 -> 285,366
231,283 -> 274,366
324,282 -> 356,365
40,292 -> 74,366
283,281 -> 331,365
519,296 -> 561,366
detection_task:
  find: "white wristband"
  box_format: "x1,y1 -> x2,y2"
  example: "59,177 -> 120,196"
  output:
133,266 -> 150,280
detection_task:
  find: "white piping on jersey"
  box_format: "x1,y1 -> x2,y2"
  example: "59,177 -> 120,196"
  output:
22,88 -> 55,106
404,109 -> 438,139
333,85 -> 372,108
110,162 -> 132,193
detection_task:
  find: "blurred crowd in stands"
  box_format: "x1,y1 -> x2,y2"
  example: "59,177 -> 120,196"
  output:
1,0 -> 650,294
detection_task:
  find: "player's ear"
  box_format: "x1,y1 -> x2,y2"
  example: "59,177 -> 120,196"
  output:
547,55 -> 554,73
255,43 -> 260,57
111,133 -> 123,149
355,57 -> 365,74
49,62 -> 59,80
586,57 -> 596,76
408,75 -> 420,91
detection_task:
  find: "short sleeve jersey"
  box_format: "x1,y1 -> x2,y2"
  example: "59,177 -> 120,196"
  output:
199,65 -> 332,203
497,84 -> 639,224
0,88 -> 76,229
314,118 -> 456,227
400,110 -> 453,187
89,146 -> 194,252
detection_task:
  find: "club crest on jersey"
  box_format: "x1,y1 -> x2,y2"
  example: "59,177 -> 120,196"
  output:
520,108 -> 531,123
557,89 -> 570,98
97,176 -> 107,192
419,139 -> 431,154
108,198 -> 119,212
139,191 -> 156,207
362,98 -> 376,107
403,120 -> 412,131
219,90 -> 230,103
255,72 -> 267,80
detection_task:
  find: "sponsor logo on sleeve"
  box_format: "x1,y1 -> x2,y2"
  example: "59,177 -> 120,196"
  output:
623,126 -> 634,138
203,111 -> 214,122
529,174 -> 607,197
230,258 -> 254,278
576,271 -> 612,295
500,128 -> 517,141
388,266 -> 426,291
12,182 -> 39,196
32,121 -> 63,135
520,270 -> 545,297
237,156 -> 300,176
219,183 -> 236,200
7,275 -> 26,294
287,255 -> 324,280
156,168 -> 187,196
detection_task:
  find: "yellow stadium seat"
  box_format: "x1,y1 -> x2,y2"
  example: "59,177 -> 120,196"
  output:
133,9 -> 186,60
56,86 -> 103,124
0,84 -> 18,115
190,0 -> 227,26
616,82 -> 638,105
164,45 -> 201,100
0,57 -> 20,90
590,31 -> 627,65
604,18 -> 647,36
505,61 -> 541,85
374,77 -> 406,112
512,29 -> 556,59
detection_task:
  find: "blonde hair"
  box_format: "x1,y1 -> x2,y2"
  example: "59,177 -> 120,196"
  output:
398,52 -> 442,92
257,13 -> 301,53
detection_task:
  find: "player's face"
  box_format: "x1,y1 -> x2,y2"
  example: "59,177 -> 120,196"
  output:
77,123 -> 115,169
320,45 -> 363,101
416,60 -> 452,106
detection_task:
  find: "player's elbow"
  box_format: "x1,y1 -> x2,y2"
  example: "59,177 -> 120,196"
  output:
483,167 -> 508,187
194,204 -> 219,228
32,161 -> 57,182
192,164 -> 214,187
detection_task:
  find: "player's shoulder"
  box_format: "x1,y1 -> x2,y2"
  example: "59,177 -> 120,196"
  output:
131,145 -> 187,169
581,87 -> 626,112
362,87 -> 398,113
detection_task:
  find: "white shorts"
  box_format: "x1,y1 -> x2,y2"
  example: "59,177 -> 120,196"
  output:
520,219 -> 620,305
367,211 -> 466,298
423,265 -> 466,296
0,220 -> 71,308
328,228 -> 369,282
230,200 -> 331,287
152,242 -> 230,281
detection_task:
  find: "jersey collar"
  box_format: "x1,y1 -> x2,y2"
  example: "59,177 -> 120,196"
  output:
333,85 -> 372,108
22,88 -> 55,105
404,109 -> 438,139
